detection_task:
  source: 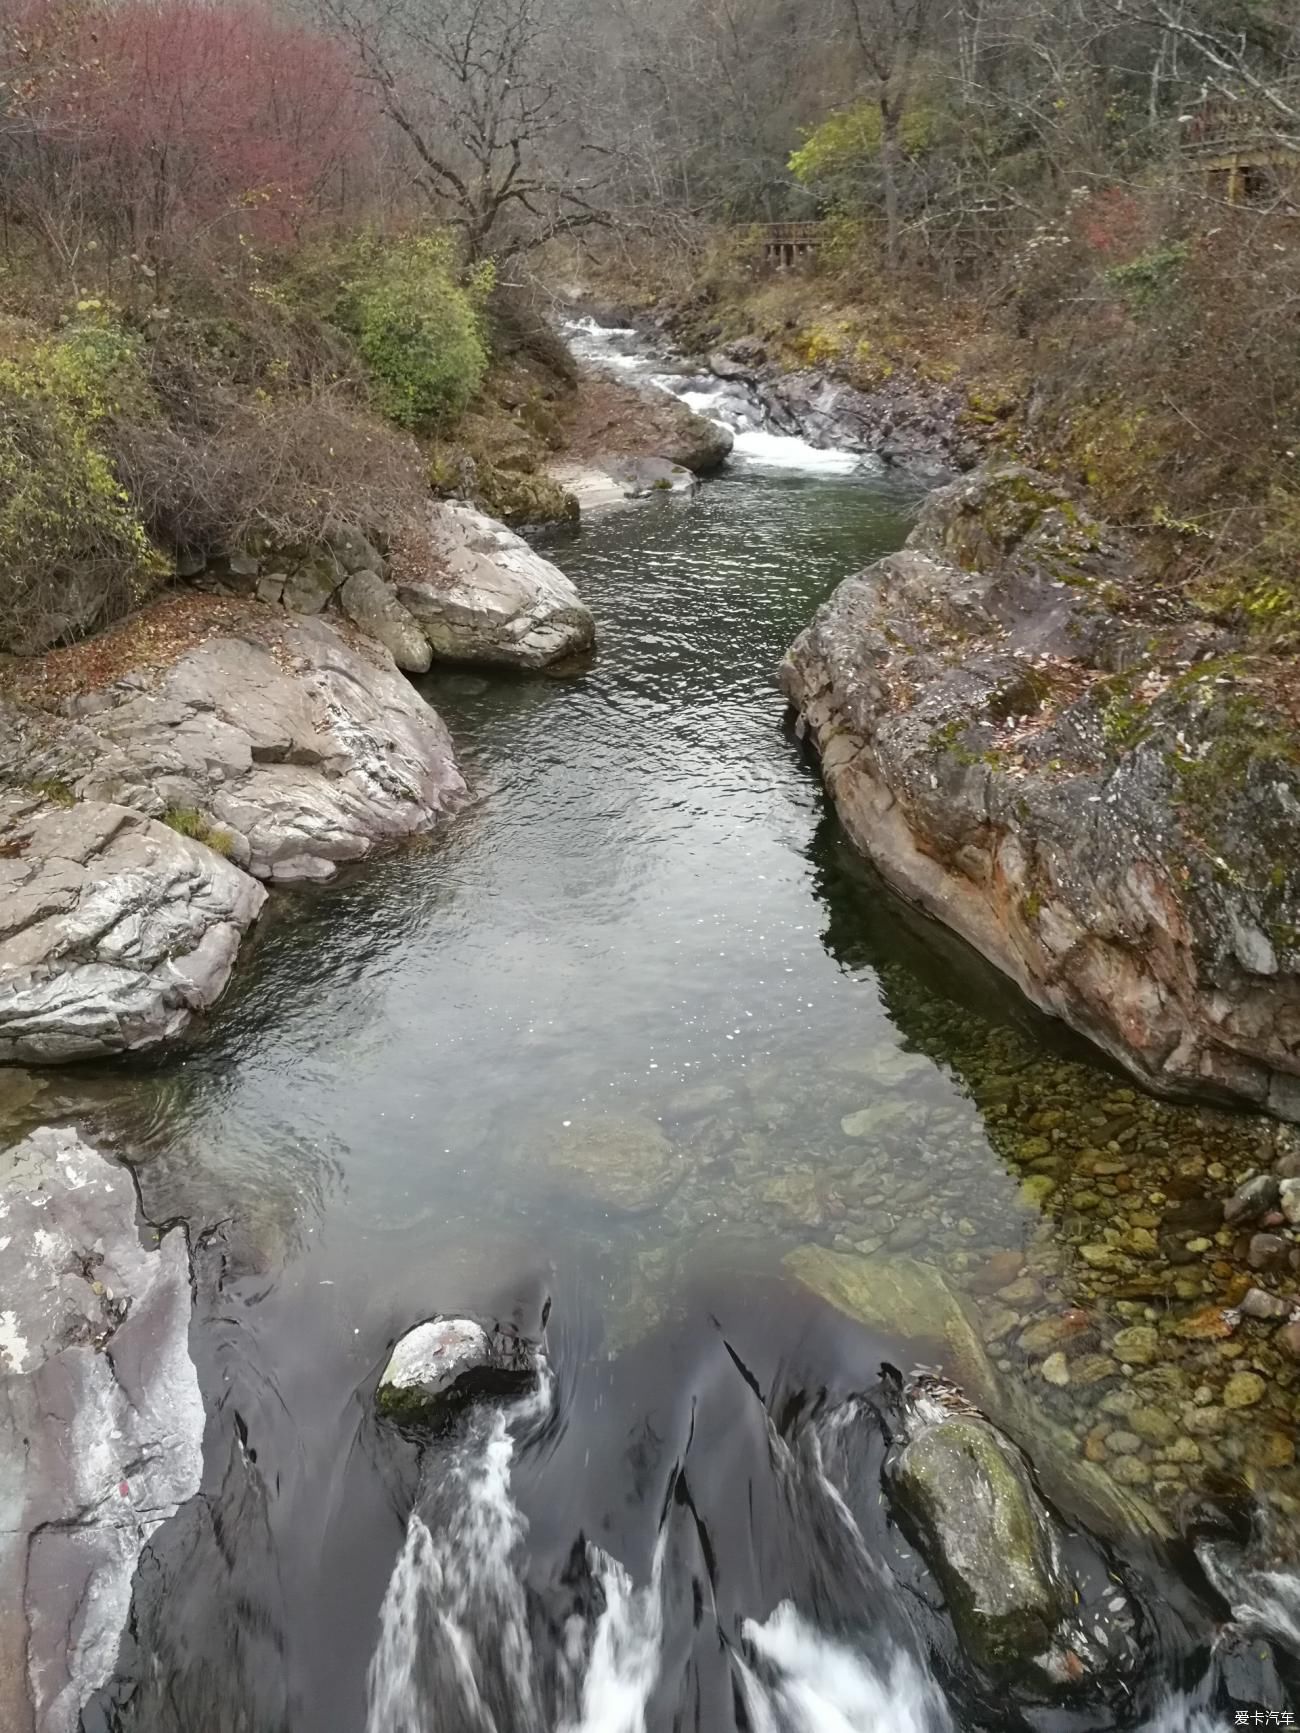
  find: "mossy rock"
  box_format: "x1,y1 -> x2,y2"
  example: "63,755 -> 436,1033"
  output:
891,1414 -> 1069,1671
783,1246 -> 997,1408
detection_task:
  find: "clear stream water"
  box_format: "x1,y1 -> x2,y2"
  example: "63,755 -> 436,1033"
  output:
59,327 -> 1299,1730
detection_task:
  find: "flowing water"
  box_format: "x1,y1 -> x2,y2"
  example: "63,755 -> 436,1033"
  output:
55,324 -> 1300,1730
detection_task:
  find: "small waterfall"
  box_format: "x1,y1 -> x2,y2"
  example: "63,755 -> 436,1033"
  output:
561,318 -> 869,477
365,1386 -> 547,1733
736,1604 -> 953,1733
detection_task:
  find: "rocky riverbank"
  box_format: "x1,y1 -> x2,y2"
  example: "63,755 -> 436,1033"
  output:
783,462 -> 1300,1118
0,1125 -> 204,1733
0,607 -> 465,1062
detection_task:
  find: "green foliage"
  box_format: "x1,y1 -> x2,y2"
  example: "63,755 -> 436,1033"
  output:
0,318 -> 166,652
161,806 -> 236,855
789,101 -> 937,191
39,306 -> 157,426
1104,244 -> 1188,314
340,235 -> 491,430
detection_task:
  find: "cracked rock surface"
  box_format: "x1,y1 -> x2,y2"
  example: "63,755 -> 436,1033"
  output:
0,1125 -> 204,1733
1,613 -> 465,1061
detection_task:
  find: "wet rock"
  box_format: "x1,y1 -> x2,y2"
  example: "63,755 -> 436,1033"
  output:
889,1412 -> 1070,1672
1224,1174 -> 1278,1225
375,1315 -> 539,1426
1222,1371 -> 1267,1409
1246,1429 -> 1295,1470
1041,1352 -> 1070,1386
545,1116 -> 679,1213
783,1247 -> 996,1409
1128,1405 -> 1176,1446
0,1125 -> 204,1733
1175,1305 -> 1236,1341
1112,1325 -> 1159,1366
398,503 -> 595,669
1110,1456 -> 1151,1486
780,462 -> 1300,1117
1248,1232 -> 1289,1271
1276,1321 -> 1300,1360
1279,1177 -> 1300,1225
339,570 -> 432,674
1239,1287 -> 1291,1321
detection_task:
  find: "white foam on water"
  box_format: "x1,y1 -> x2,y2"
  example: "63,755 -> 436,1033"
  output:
365,1384 -> 549,1733
1199,1538 -> 1300,1650
728,427 -> 865,476
560,1534 -> 667,1733
737,1602 -> 952,1733
562,322 -> 867,477
1138,1698 -> 1221,1733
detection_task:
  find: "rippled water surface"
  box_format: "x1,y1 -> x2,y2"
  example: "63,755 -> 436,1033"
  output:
63,456 -> 1300,1729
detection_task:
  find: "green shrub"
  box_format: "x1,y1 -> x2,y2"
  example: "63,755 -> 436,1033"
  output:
1104,244 -> 1188,315
343,235 -> 491,430
0,317 -> 166,653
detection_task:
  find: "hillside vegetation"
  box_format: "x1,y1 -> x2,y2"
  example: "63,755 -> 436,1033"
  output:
2,0 -> 1298,651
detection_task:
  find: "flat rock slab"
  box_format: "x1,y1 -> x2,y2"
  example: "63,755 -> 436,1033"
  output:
0,1125 -> 204,1733
1,613 -> 465,1060
399,503 -> 596,669
547,456 -> 697,512
78,616 -> 466,882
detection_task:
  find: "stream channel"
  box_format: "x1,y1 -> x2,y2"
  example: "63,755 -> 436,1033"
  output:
59,321 -> 1300,1731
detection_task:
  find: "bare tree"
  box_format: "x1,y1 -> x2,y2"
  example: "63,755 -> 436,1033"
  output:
842,0 -> 938,262
319,0 -> 610,256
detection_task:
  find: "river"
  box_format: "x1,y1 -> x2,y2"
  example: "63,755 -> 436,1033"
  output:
72,323 -> 1299,1731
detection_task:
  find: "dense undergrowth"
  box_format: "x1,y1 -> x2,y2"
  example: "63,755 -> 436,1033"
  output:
0,232 -> 582,654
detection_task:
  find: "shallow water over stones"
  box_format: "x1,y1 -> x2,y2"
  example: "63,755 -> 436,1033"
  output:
23,468 -> 1300,1725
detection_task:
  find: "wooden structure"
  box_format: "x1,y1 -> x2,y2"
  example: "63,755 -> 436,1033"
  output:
752,221 -> 827,269
1183,85 -> 1300,205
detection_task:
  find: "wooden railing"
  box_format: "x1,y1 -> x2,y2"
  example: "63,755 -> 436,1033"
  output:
1182,84 -> 1300,159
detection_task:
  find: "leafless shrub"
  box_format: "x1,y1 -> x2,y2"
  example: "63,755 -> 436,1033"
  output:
110,390 -> 430,558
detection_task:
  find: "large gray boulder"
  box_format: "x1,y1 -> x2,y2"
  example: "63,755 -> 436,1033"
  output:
0,796 -> 265,1064
782,463 -> 1300,1116
398,503 -> 595,669
1,610 -> 465,1060
0,1125 -> 204,1733
72,614 -> 466,883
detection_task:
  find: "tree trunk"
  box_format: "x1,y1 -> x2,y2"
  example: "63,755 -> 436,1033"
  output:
880,89 -> 902,267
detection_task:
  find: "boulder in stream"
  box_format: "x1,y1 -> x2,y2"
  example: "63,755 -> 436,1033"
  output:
0,1125 -> 204,1733
398,503 -> 595,669
890,1409 -> 1071,1672
782,462 -> 1300,1117
376,1315 -> 540,1426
